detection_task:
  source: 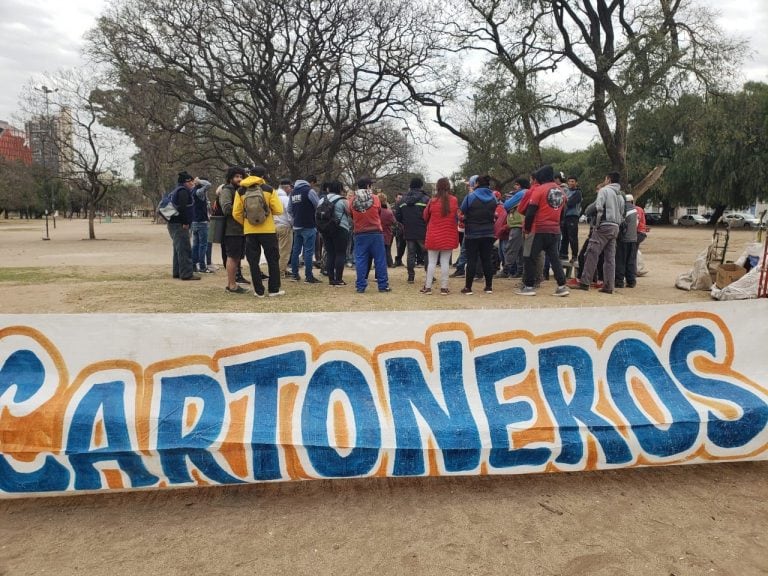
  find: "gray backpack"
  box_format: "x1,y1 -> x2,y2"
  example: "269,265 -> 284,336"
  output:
243,185 -> 270,225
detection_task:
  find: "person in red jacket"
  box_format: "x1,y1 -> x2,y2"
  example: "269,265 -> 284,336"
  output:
422,177 -> 459,295
516,165 -> 570,297
379,193 -> 396,267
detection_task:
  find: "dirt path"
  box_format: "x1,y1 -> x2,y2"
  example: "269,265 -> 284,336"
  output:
0,217 -> 766,576
1,463 -> 766,576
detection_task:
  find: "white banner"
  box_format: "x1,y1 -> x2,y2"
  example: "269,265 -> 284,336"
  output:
1,300 -> 767,497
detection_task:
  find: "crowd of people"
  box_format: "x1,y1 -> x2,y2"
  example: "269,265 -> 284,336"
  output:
162,164 -> 647,298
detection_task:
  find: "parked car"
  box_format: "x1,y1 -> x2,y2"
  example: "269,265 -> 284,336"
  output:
678,214 -> 708,226
645,212 -> 663,225
722,212 -> 761,229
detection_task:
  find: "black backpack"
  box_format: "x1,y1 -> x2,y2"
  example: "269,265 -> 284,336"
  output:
316,196 -> 342,235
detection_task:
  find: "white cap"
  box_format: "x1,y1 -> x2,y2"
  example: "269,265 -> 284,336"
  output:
625,194 -> 634,202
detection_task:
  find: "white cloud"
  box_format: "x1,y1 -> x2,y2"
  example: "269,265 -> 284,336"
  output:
0,0 -> 765,182
421,0 -> 768,180
0,0 -> 106,122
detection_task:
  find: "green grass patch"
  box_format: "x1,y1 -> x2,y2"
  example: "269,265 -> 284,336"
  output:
0,267 -> 165,284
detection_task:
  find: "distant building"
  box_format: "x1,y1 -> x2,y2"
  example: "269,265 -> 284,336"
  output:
25,107 -> 72,176
0,120 -> 32,165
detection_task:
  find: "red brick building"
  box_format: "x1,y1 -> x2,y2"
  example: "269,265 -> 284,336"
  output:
0,120 -> 32,165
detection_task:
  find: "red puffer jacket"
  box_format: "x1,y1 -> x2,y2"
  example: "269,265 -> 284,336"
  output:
423,195 -> 459,250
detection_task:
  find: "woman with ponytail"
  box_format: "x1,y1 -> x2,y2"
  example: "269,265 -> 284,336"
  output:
422,177 -> 459,295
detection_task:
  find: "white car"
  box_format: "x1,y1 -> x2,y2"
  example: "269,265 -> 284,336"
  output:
723,213 -> 761,229
678,214 -> 708,226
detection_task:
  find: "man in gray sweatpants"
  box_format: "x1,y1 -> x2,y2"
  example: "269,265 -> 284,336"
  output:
577,172 -> 624,294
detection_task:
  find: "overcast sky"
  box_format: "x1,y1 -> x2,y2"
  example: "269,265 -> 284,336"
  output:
1,0 -> 766,181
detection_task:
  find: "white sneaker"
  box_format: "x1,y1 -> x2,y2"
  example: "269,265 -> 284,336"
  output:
268,290 -> 286,297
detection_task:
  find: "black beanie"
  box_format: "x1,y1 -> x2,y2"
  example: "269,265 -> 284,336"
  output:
534,165 -> 555,183
249,165 -> 266,177
177,171 -> 194,184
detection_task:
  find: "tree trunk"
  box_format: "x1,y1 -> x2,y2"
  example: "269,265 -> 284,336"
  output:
661,198 -> 672,225
88,204 -> 96,240
632,165 -> 667,201
709,204 -> 727,226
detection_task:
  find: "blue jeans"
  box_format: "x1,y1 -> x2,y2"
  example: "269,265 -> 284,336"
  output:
354,232 -> 389,291
291,228 -> 317,279
167,222 -> 193,279
455,237 -> 467,271
191,221 -> 208,271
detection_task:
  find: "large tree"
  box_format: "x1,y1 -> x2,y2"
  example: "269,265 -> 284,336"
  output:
87,0 -> 450,180
91,70 -> 220,208
628,83 -> 768,223
0,159 -> 41,218
414,0 -> 590,173
543,0 -> 743,185
22,70 -> 129,239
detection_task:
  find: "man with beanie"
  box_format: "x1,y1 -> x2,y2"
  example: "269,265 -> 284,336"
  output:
577,172 -> 625,293
220,165 -> 248,294
167,171 -> 200,281
233,167 -> 285,298
395,177 -> 430,284
289,178 -> 321,283
516,165 -> 569,297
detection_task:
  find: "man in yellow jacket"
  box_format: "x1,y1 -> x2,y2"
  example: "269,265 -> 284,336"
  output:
233,166 -> 286,297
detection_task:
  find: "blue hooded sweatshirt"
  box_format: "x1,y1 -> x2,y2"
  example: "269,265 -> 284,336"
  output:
460,187 -> 496,238
289,179 -> 320,229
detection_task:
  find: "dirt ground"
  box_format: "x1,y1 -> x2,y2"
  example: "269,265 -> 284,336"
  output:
0,217 -> 766,576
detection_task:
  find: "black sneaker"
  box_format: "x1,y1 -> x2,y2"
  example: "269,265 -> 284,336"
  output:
450,270 -> 465,278
289,275 -> 301,282
305,276 -> 321,284
225,285 -> 247,294
378,286 -> 392,292
236,275 -> 251,285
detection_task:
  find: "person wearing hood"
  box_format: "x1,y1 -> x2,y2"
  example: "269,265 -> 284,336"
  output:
577,171 -> 625,293
232,166 -> 285,297
347,177 -> 391,293
458,174 -> 497,294
395,177 -> 431,284
516,165 -> 570,297
502,178 -> 528,278
274,179 -> 294,277
288,178 -> 321,283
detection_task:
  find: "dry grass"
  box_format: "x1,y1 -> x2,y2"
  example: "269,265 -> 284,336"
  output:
0,217 -> 760,314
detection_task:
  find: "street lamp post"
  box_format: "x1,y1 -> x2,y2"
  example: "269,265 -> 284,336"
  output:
34,85 -> 58,239
401,126 -> 411,177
